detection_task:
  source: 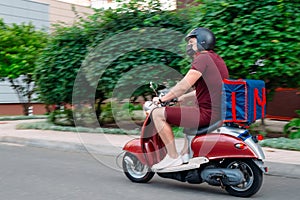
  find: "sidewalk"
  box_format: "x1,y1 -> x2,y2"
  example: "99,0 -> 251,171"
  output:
252,119 -> 289,134
0,120 -> 299,179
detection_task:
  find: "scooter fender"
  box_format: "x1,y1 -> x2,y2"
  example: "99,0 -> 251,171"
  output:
123,138 -> 147,165
191,133 -> 258,160
123,137 -> 165,166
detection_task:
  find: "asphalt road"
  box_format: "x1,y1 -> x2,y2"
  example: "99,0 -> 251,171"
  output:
1,143 -> 300,200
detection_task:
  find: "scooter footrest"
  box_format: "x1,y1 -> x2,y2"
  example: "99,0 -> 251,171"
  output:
154,157 -> 209,173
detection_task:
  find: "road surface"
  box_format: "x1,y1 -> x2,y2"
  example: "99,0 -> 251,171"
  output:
1,143 -> 299,200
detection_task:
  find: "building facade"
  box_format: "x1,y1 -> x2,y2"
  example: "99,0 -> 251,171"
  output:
0,0 -> 94,115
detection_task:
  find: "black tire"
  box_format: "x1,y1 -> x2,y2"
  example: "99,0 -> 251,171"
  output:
122,152 -> 155,183
223,159 -> 263,197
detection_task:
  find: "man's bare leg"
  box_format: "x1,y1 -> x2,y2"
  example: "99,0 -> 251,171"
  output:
151,108 -> 179,158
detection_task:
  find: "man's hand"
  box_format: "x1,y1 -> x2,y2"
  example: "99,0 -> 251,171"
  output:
152,97 -> 161,105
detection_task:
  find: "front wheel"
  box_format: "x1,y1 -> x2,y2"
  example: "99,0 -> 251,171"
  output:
224,159 -> 263,197
122,152 -> 154,183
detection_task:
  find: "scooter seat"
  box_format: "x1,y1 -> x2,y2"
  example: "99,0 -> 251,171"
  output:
183,121 -> 223,135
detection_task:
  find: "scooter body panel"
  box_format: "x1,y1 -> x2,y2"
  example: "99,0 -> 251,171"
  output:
123,114 -> 167,166
191,133 -> 257,160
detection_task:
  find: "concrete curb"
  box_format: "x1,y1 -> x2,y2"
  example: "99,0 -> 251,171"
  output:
1,135 -> 300,179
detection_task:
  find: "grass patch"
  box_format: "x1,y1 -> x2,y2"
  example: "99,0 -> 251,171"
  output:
260,137 -> 300,151
0,115 -> 47,121
16,121 -> 140,135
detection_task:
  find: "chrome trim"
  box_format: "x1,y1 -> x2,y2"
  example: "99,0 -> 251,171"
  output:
245,138 -> 265,160
253,159 -> 267,174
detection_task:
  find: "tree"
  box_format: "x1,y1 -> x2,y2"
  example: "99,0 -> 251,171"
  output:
35,25 -> 91,106
185,0 -> 300,92
35,0 -> 190,123
0,19 -> 48,115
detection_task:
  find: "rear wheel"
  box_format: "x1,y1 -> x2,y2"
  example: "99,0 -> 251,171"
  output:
224,159 -> 263,197
122,152 -> 154,183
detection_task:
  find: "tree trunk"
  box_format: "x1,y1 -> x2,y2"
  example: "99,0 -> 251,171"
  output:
9,75 -> 34,116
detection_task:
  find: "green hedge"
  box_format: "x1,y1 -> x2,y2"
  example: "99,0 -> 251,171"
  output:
260,137 -> 300,151
0,115 -> 47,121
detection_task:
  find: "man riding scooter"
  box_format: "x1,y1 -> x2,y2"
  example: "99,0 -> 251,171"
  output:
151,27 -> 229,170
122,28 -> 267,197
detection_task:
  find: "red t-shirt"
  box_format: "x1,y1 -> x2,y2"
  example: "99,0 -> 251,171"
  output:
191,50 -> 229,122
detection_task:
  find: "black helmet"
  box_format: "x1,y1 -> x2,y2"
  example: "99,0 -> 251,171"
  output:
185,27 -> 216,51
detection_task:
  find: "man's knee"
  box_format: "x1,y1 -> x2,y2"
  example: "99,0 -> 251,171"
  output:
152,107 -> 166,120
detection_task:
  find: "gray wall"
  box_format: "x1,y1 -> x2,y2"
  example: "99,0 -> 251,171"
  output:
0,80 -> 20,104
0,0 -> 49,30
0,77 -> 37,104
0,0 -> 49,104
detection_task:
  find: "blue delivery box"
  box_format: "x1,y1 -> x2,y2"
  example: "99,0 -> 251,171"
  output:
223,79 -> 266,124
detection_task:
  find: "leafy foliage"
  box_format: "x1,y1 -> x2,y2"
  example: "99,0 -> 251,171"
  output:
0,19 -> 48,115
35,0 -> 300,125
260,137 -> 300,151
284,110 -> 300,139
0,115 -> 47,121
186,0 -> 300,91
90,1 -> 190,99
100,102 -> 117,124
35,25 -> 91,105
49,109 -> 75,126
35,0 -> 190,124
100,102 -> 144,124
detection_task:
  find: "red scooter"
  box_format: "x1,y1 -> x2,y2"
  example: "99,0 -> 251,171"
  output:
122,85 -> 267,197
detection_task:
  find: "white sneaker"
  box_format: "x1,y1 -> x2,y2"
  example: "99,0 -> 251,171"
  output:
152,155 -> 183,171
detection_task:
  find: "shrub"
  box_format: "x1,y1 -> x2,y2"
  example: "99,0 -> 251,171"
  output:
260,137 -> 300,151
75,104 -> 106,128
284,110 -> 300,139
100,102 -> 144,124
186,0 -> 300,92
122,102 -> 142,113
100,102 -> 116,124
48,109 -> 74,126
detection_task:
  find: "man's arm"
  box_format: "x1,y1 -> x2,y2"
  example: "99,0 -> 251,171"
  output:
178,90 -> 196,103
160,69 -> 202,102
